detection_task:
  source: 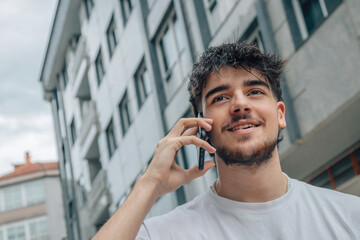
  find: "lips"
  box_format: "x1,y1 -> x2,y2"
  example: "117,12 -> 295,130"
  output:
226,120 -> 261,132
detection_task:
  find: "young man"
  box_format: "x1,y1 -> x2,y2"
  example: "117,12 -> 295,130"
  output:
93,43 -> 360,240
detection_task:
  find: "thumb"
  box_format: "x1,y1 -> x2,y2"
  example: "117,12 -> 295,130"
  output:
187,161 -> 216,181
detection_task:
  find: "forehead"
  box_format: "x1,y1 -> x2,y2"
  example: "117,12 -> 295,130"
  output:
201,66 -> 270,96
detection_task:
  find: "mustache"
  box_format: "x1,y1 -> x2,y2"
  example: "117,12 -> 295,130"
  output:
221,114 -> 254,131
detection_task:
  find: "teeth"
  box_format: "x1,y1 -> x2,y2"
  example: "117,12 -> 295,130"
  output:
231,124 -> 257,131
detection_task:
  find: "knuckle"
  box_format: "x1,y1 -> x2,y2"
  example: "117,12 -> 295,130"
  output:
178,118 -> 186,124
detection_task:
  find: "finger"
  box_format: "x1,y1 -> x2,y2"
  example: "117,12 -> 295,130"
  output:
168,118 -> 213,137
176,136 -> 216,153
186,161 -> 216,181
182,126 -> 198,136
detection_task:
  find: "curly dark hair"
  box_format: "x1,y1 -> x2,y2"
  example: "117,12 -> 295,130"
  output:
188,42 -> 286,117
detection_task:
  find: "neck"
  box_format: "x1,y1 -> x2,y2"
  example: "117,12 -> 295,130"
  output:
214,149 -> 287,203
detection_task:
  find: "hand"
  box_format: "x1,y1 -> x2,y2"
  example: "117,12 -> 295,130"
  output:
142,118 -> 216,197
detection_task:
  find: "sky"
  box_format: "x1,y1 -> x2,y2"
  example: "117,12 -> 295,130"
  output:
0,0 -> 58,176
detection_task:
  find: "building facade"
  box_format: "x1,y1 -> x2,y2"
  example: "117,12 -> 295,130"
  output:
39,0 -> 360,239
0,153 -> 66,240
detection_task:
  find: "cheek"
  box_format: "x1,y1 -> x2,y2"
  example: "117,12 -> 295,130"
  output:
205,111 -> 222,134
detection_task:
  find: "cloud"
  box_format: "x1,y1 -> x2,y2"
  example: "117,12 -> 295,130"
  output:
0,114 -> 57,176
0,0 -> 58,176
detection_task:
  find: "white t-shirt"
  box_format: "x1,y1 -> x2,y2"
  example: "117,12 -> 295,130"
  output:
136,178 -> 360,239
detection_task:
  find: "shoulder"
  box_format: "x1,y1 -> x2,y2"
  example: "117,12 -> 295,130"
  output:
295,179 -> 359,200
293,178 -> 360,211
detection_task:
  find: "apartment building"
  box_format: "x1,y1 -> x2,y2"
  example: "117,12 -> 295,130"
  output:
0,153 -> 66,240
39,0 -> 360,239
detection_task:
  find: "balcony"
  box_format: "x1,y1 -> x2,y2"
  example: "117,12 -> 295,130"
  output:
71,37 -> 91,99
79,101 -> 99,145
71,37 -> 87,79
86,169 -> 111,224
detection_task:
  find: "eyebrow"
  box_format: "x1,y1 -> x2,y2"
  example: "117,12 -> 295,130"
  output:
243,79 -> 270,89
204,85 -> 229,101
204,79 -> 271,101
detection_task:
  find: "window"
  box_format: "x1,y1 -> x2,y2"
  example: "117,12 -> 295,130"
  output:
106,119 -> 117,158
120,0 -> 134,25
61,61 -> 68,90
4,186 -> 22,211
95,49 -> 105,85
284,0 -> 342,48
106,16 -> 118,58
239,19 -> 264,52
331,156 -> 356,186
25,181 -> 45,206
7,225 -> 25,240
30,219 -> 50,240
119,91 -> 132,135
308,145 -> 360,189
157,12 -> 187,83
84,0 -> 94,20
249,30 -> 264,53
134,60 -> 152,109
70,118 -> 77,146
208,0 -> 217,12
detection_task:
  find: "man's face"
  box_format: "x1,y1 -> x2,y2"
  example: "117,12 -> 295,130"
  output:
201,66 -> 286,166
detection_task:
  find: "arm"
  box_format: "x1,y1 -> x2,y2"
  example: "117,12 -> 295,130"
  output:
92,118 -> 216,240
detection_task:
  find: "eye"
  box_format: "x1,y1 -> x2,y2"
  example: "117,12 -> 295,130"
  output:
249,89 -> 264,96
212,95 -> 227,103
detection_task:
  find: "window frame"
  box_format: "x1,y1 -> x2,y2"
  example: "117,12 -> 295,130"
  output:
70,118 -> 77,146
307,145 -> 360,189
134,59 -> 152,109
106,15 -> 118,58
283,0 -> 343,49
84,0 -> 94,20
61,61 -> 68,90
106,119 -> 117,158
120,0 -> 134,25
95,48 -> 105,86
156,10 -> 186,83
3,185 -> 23,211
119,91 -> 132,136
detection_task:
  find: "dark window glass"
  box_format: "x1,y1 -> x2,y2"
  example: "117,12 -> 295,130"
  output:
61,62 -> 68,90
134,60 -> 152,109
159,37 -> 169,72
299,0 -> 324,34
311,171 -> 332,189
331,156 -> 356,187
120,0 -> 133,25
354,147 -> 360,170
95,49 -> 105,85
106,16 -> 117,58
84,0 -> 94,20
70,119 -> 77,146
106,119 -> 117,158
208,0 -> 217,12
324,0 -> 342,14
119,92 -> 132,135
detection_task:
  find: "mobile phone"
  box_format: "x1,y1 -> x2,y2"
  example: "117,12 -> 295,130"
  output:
197,113 -> 206,170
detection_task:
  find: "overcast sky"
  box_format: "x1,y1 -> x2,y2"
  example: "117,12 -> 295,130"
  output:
0,0 -> 58,176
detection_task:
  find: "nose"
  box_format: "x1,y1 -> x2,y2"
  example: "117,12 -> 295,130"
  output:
229,92 -> 251,114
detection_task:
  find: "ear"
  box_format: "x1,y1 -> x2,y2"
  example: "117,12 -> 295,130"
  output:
277,101 -> 286,129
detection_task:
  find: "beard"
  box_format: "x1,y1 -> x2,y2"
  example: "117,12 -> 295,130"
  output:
214,137 -> 277,166
209,114 -> 278,166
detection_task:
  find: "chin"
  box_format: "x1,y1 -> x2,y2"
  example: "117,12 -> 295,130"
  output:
214,137 -> 278,166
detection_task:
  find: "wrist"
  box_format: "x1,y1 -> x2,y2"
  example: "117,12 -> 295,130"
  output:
136,174 -> 163,200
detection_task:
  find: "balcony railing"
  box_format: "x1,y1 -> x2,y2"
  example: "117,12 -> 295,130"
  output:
71,36 -> 88,80
79,101 -> 99,146
86,169 -> 111,213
